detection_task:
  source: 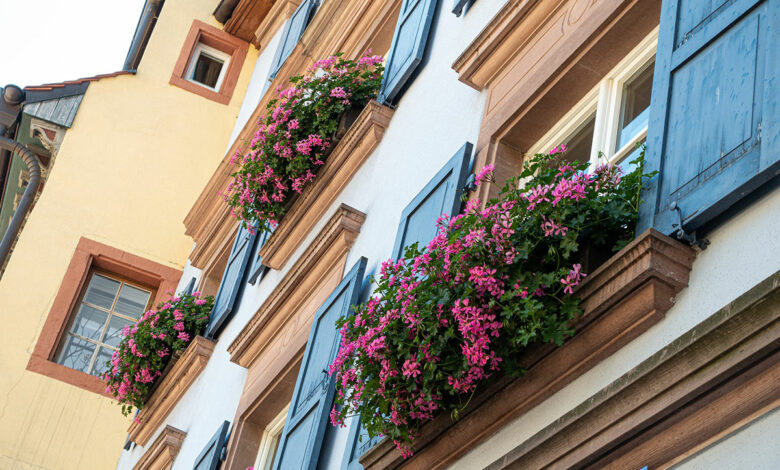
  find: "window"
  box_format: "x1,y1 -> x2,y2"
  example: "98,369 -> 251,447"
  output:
26,237 -> 181,396
170,20 -> 249,105
55,272 -> 152,376
530,28 -> 658,166
252,404 -> 289,470
186,43 -> 231,90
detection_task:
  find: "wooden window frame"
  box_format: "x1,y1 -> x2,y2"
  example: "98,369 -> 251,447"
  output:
252,403 -> 290,470
529,28 -> 658,166
170,19 -> 249,105
185,42 -> 232,91
26,237 -> 181,396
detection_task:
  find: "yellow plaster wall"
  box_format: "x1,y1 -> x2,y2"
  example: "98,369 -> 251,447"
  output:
0,0 -> 258,467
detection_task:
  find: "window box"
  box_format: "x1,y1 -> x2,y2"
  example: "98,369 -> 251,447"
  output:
257,99 -> 393,270
360,228 -> 696,470
128,335 -> 216,446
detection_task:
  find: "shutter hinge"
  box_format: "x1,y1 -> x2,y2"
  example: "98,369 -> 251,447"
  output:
670,202 -> 710,250
464,173 -> 477,192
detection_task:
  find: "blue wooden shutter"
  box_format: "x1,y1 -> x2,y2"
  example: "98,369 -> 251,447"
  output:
272,258 -> 367,470
342,423 -> 382,470
248,222 -> 274,285
268,0 -> 318,79
207,223 -> 256,338
182,277 -> 197,295
193,420 -> 230,470
392,142 -> 472,259
378,0 -> 439,104
637,0 -> 780,236
452,0 -> 473,17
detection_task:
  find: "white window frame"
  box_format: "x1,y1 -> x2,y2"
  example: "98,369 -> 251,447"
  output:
252,404 -> 290,470
186,43 -> 231,92
530,27 -> 659,166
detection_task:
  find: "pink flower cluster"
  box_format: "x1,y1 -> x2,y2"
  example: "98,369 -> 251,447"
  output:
103,291 -> 213,416
329,152 -> 637,456
224,52 -> 384,234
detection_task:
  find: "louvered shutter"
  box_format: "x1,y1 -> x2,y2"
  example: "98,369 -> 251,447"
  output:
268,0 -> 318,79
248,222 -> 273,285
392,142 -> 472,259
272,258 -> 367,470
193,421 -> 230,470
637,0 -> 780,236
206,223 -> 256,338
378,0 -> 439,104
182,277 -> 197,295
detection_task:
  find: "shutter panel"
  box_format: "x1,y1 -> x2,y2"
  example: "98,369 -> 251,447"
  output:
268,0 -> 318,79
342,423 -> 382,470
637,0 -> 780,236
272,258 -> 368,470
193,421 -> 230,470
207,223 -> 256,338
452,0 -> 473,17
378,0 -> 439,104
248,222 -> 273,285
392,142 -> 472,259
182,277 -> 197,295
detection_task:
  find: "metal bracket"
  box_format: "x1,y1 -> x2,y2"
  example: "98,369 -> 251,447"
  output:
464,173 -> 477,192
670,202 -> 710,250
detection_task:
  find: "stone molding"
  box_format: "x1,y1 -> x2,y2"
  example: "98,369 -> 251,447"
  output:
128,336 -> 216,446
259,100 -> 393,270
133,425 -> 186,470
360,229 -> 696,469
228,204 -> 366,367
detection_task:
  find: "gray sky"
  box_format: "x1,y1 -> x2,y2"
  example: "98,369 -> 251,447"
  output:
0,0 -> 146,87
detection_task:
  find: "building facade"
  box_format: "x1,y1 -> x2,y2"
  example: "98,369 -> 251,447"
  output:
110,0 -> 780,469
0,0 -> 258,468
3,0 -> 777,469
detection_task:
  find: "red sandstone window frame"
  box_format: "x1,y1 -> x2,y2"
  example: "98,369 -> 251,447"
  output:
26,237 -> 181,396
170,19 -> 249,105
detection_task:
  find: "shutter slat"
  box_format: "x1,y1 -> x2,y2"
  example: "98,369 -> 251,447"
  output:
192,420 -> 230,470
378,0 -> 439,104
272,258 -> 368,470
638,0 -> 779,236
269,0 -> 317,79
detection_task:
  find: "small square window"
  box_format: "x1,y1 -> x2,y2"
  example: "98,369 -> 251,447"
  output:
186,43 -> 230,91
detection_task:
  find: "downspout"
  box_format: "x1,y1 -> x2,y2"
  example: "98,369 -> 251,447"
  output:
123,0 -> 165,71
0,85 -> 40,268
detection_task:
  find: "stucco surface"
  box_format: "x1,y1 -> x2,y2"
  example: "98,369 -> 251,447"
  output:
0,0 -> 257,467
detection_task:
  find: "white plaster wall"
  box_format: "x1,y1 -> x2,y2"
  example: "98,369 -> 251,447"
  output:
225,26 -> 286,151
671,408 -> 780,470
451,181 -> 780,469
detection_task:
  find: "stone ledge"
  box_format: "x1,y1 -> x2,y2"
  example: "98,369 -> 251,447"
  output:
133,425 -> 186,470
128,336 -> 215,446
229,204 -> 366,367
360,229 -> 696,470
259,100 -> 393,270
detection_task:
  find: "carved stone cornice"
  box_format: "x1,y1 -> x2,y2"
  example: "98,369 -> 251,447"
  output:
133,426 -> 186,470
361,229 -> 696,470
128,336 -> 216,446
259,100 -> 393,270
228,204 -> 366,367
183,0 -> 400,270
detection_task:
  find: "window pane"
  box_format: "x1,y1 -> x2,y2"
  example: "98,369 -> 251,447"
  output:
83,274 -> 120,309
58,336 -> 96,373
563,114 -> 596,164
616,62 -> 654,150
192,52 -> 224,88
115,284 -> 150,319
91,347 -> 113,376
70,304 -> 109,340
104,316 -> 135,348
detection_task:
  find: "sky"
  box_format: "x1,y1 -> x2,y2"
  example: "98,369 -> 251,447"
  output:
0,0 -> 146,87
